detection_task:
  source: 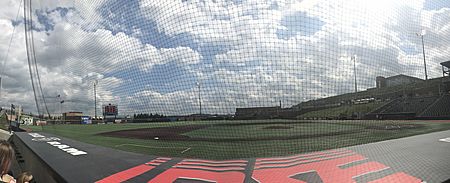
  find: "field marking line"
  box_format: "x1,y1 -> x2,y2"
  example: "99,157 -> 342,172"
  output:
352,167 -> 390,179
438,137 -> 450,142
115,143 -> 188,149
181,147 -> 191,154
337,158 -> 368,167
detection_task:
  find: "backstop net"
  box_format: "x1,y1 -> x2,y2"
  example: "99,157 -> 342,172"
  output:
11,0 -> 450,159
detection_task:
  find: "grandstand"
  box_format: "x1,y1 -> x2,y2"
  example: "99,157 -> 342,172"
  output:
0,108 -> 5,117
383,97 -> 437,114
367,96 -> 440,119
420,94 -> 450,118
235,66 -> 450,120
0,109 -> 6,130
298,101 -> 387,120
293,62 -> 450,120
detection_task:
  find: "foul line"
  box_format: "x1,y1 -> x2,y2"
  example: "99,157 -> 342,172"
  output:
115,143 -> 189,149
181,147 -> 191,154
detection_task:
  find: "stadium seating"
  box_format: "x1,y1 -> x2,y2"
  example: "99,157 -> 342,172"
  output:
420,95 -> 450,117
382,96 -> 439,114
0,109 -> 5,117
369,99 -> 401,114
365,96 -> 443,119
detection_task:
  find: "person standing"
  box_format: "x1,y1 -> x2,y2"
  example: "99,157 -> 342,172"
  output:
17,172 -> 32,183
0,140 -> 15,183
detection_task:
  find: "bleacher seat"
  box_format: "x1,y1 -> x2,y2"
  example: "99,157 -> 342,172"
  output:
420,95 -> 450,117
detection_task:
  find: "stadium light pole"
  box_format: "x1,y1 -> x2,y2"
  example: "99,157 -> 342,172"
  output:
416,30 -> 428,80
0,77 -> 2,104
60,100 -> 65,123
351,55 -> 358,93
56,94 -> 60,121
93,80 -> 98,120
196,82 -> 202,115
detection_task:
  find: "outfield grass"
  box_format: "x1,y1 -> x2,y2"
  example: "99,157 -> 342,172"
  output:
26,120 -> 450,160
184,123 -> 361,139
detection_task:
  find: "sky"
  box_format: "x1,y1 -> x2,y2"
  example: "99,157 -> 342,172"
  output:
0,0 -> 450,116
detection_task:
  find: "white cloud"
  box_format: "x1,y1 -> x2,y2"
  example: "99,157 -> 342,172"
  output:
1,0 -> 450,116
1,0 -> 205,115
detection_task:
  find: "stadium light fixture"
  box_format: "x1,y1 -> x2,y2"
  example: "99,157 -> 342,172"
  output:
416,29 -> 428,80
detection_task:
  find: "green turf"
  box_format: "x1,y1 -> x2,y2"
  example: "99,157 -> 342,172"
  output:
184,123 -> 361,139
26,120 -> 450,160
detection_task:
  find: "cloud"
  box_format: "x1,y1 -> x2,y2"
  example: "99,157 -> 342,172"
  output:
1,1 -> 200,115
1,0 -> 450,116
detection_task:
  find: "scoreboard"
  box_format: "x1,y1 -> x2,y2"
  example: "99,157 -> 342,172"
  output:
103,104 -> 118,116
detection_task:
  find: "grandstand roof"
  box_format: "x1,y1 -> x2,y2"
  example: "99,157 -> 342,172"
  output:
440,61 -> 450,68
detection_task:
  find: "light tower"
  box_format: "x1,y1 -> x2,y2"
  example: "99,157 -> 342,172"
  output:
416,29 -> 428,80
196,82 -> 201,115
351,55 -> 358,93
94,80 -> 98,119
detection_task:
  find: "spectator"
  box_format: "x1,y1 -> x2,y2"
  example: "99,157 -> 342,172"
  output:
17,172 -> 32,183
0,140 -> 15,183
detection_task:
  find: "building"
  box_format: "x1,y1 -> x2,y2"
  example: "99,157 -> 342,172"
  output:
63,112 -> 83,123
441,61 -> 450,77
376,74 -> 424,89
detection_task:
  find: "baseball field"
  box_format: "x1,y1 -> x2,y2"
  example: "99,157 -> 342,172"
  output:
26,120 -> 450,160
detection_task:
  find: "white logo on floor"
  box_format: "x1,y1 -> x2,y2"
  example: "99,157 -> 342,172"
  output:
30,133 -> 60,142
28,133 -> 87,156
438,137 -> 450,143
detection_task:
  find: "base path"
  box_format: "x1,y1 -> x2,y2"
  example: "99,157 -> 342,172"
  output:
11,130 -> 450,183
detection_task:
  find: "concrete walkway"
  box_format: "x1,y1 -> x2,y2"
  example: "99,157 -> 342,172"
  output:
0,129 -> 11,140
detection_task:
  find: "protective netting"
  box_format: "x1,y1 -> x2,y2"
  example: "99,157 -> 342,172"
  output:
9,0 -> 450,159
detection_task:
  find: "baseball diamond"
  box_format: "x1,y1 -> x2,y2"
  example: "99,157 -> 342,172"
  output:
1,0 -> 450,182
27,120 -> 450,160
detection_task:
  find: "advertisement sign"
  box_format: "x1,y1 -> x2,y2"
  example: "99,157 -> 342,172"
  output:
81,116 -> 92,124
20,115 -> 33,125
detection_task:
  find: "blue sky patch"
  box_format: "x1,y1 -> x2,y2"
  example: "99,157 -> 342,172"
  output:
277,11 -> 325,39
98,0 -> 200,49
32,7 -> 74,32
423,0 -> 450,10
